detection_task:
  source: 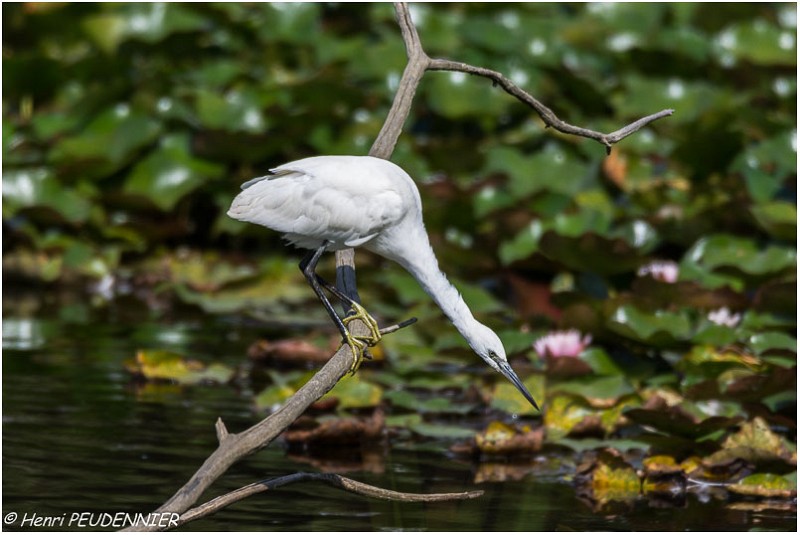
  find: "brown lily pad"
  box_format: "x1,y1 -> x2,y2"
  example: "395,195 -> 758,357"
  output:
248,338 -> 333,364
474,421 -> 544,456
284,409 -> 385,452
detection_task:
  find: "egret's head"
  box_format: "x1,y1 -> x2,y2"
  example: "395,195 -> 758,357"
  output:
468,323 -> 540,411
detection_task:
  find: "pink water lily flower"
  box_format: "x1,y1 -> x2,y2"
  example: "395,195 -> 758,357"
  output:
707,307 -> 742,327
533,330 -> 592,358
637,260 -> 679,283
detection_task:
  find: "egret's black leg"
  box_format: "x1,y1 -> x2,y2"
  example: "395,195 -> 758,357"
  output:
299,243 -> 381,372
299,243 -> 350,340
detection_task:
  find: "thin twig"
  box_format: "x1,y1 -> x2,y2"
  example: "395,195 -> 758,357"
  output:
427,58 -> 674,153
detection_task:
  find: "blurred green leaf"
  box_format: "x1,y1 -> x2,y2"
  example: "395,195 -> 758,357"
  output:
607,305 -> 692,346
750,201 -> 796,241
50,105 -> 162,174
748,332 -> 797,355
125,134 -> 225,211
120,3 -> 208,44
323,375 -> 383,409
682,235 -> 796,278
195,89 -> 268,134
714,19 -> 797,66
408,422 -> 476,439
3,168 -> 93,223
490,375 -> 544,415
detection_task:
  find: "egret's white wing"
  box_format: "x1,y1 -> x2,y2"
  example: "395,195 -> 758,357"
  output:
228,156 -> 409,249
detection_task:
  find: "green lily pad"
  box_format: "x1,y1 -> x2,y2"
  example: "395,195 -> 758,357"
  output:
323,375 -> 383,409
750,201 -> 796,241
50,105 -> 162,175
607,305 -> 692,346
747,331 -> 797,355
549,375 -> 635,403
254,383 -> 297,411
2,168 -> 93,223
125,134 -> 225,211
625,406 -> 742,439
408,422 -> 476,440
730,130 -> 796,203
714,20 -> 797,66
119,2 -> 208,44
172,258 -> 309,314
682,234 -> 796,278
195,89 -> 267,134
384,390 -> 475,415
485,144 -> 590,200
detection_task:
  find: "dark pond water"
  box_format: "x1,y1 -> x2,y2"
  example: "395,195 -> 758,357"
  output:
2,289 -> 796,531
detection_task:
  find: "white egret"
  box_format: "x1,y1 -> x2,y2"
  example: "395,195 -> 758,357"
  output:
228,155 -> 539,410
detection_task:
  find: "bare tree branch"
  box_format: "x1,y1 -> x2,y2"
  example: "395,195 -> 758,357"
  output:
427,58 -> 674,153
163,473 -> 483,531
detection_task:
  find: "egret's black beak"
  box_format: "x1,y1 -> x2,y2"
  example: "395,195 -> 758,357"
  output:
497,360 -> 540,411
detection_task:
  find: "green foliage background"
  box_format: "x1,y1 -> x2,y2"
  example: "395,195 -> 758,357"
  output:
2,2 -> 797,468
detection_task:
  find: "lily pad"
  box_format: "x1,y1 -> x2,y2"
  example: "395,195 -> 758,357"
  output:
322,375 -> 383,409
750,201 -> 796,241
729,473 -> 797,499
581,453 -> 642,504
705,417 -> 797,467
125,349 -> 234,385
50,105 -> 162,176
625,406 -> 741,440
682,234 -> 796,278
3,168 -> 93,223
408,422 -> 476,440
607,305 -> 692,346
384,390 -> 475,415
125,134 -> 225,211
474,421 -> 543,455
490,375 -> 544,415
254,384 -> 297,411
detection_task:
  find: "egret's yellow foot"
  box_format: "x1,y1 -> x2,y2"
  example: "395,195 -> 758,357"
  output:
339,302 -> 381,374
340,332 -> 369,374
342,302 -> 382,347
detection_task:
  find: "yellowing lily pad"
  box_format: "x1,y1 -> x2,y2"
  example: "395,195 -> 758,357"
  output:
586,456 -> 642,504
490,375 -> 544,415
254,384 -> 297,411
729,473 -> 797,499
126,349 -> 234,385
322,375 -> 383,409
718,417 -> 796,463
475,421 -> 543,455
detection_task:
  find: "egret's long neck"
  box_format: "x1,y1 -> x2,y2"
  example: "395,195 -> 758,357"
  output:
389,229 -> 480,341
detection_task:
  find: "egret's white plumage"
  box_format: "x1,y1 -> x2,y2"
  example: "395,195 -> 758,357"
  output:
228,155 -> 538,410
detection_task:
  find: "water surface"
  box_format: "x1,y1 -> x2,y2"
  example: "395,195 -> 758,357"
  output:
2,292 -> 795,531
